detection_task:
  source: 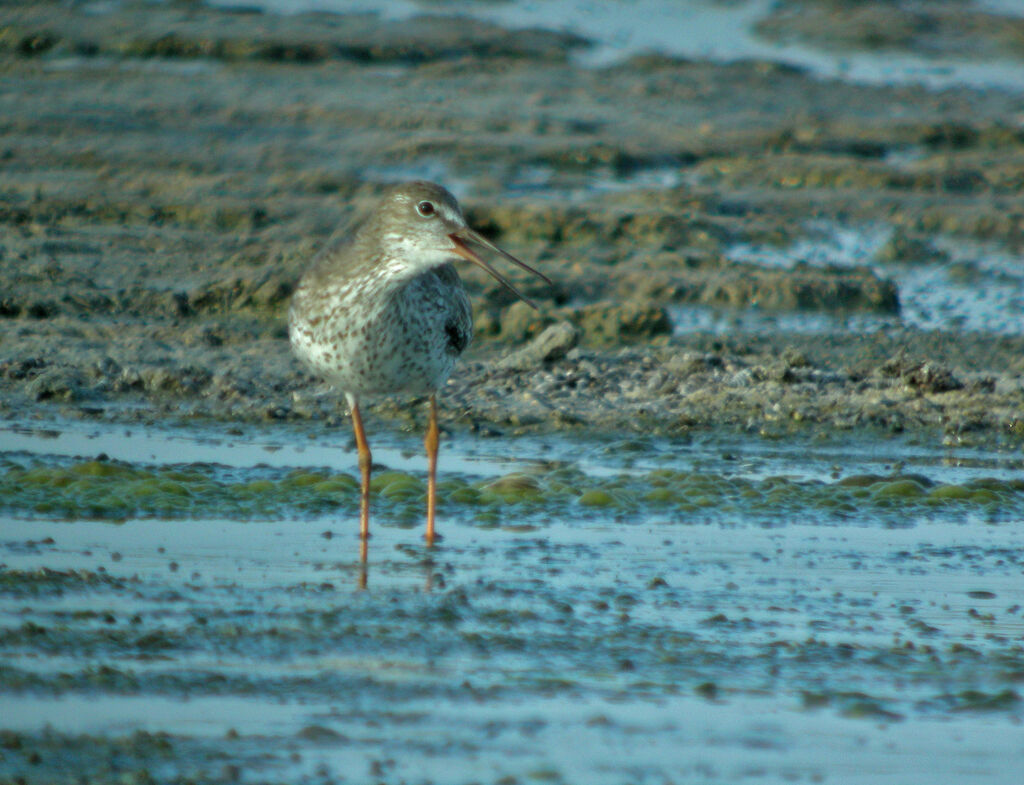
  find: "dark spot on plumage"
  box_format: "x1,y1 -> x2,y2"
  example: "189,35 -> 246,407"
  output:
446,319 -> 469,355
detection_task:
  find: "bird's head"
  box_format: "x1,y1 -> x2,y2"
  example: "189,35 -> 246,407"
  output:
371,180 -> 550,309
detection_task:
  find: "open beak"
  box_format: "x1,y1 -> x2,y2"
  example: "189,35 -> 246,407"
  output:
448,229 -> 551,310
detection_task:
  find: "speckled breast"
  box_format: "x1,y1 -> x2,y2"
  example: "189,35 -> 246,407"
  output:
289,264 -> 473,398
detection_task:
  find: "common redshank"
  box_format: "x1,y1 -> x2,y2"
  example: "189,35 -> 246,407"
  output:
289,181 -> 549,546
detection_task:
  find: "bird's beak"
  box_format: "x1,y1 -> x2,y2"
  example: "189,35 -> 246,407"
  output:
448,229 -> 551,311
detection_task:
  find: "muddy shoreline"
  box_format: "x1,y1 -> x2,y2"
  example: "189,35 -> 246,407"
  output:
3,4 -> 1024,783
1,0 -> 1023,447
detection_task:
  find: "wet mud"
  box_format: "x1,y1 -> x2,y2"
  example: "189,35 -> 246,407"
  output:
2,1 -> 1024,782
1,1 -> 1023,443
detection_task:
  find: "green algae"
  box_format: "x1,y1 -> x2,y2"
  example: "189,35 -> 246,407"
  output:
0,568 -> 132,597
839,697 -> 905,722
0,457 -> 357,521
951,688 -> 1021,712
578,489 -> 618,507
3,455 -> 1024,525
929,484 -> 973,500
373,471 -> 425,501
872,478 -> 927,499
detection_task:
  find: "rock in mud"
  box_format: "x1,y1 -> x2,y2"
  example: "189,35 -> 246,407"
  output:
875,229 -> 949,265
27,366 -> 85,401
498,321 -> 581,370
499,300 -> 553,343
572,301 -> 672,344
699,263 -> 899,313
904,363 -> 963,394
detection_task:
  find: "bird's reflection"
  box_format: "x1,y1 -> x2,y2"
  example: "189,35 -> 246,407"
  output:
357,537 -> 368,590
353,536 -> 439,592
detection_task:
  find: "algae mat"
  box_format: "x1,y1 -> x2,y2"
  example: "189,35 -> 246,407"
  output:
1,420 -> 1023,783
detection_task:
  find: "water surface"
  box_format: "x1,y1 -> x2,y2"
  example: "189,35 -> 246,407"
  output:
2,418 -> 1022,783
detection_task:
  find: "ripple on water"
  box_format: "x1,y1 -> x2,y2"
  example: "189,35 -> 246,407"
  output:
2,419 -> 1023,783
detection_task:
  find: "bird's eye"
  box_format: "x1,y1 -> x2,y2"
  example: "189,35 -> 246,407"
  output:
416,201 -> 436,218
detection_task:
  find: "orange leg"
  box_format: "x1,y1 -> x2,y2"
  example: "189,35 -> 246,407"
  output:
348,396 -> 371,541
424,394 -> 439,546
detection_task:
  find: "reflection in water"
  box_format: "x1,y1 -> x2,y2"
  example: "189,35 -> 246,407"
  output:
422,553 -> 437,594
358,537 -> 368,590
353,531 -> 440,592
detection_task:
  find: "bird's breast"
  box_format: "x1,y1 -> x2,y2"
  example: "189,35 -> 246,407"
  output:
289,262 -> 472,397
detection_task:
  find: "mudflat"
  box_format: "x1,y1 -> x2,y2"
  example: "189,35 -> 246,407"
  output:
3,4 -> 1024,783
1,0 -> 1022,447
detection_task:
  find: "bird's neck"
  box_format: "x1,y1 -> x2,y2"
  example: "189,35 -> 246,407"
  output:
363,239 -> 453,282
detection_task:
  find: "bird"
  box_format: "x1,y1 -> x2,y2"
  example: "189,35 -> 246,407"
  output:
288,180 -> 550,546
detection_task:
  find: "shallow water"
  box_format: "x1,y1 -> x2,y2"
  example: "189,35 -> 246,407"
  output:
2,418 -> 1023,783
211,0 -> 1024,91
716,223 -> 1024,337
